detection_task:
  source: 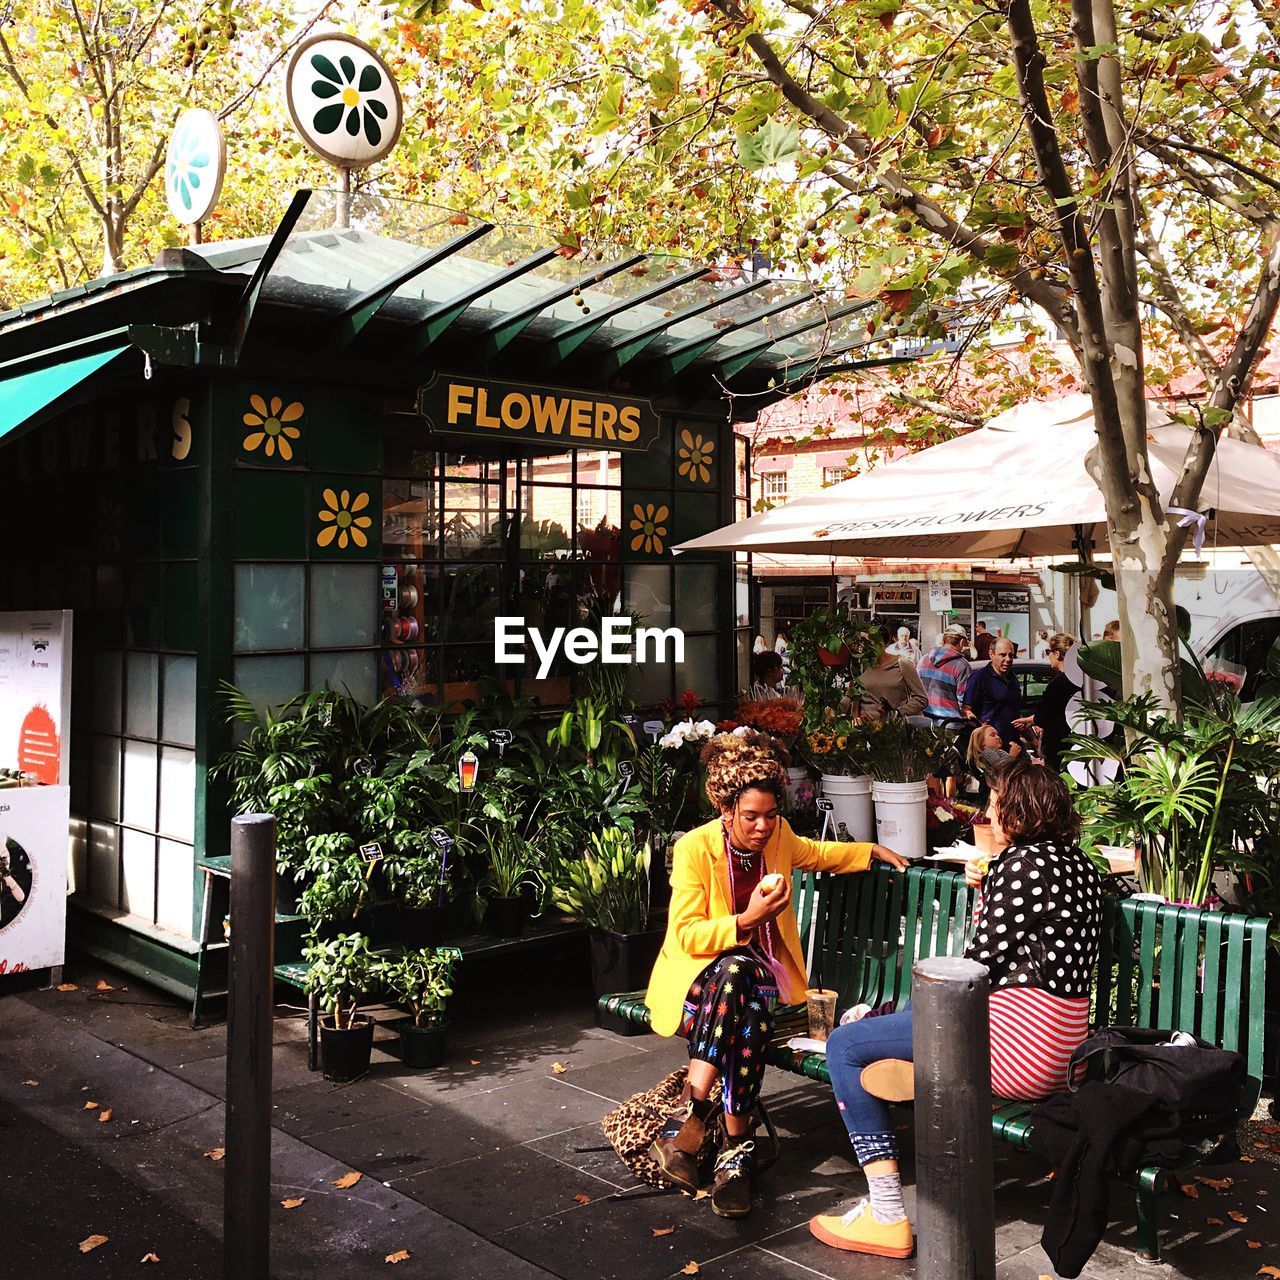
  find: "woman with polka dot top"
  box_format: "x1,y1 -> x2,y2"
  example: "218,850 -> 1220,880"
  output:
810,759 -> 1103,1260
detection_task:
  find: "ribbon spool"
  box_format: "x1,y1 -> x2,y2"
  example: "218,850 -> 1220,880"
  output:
399,582 -> 419,611
381,617 -> 396,644
402,615 -> 420,642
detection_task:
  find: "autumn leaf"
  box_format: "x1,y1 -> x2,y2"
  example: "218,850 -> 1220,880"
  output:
653,1226 -> 675,1237
447,214 -> 468,226
203,1147 -> 225,1161
141,1253 -> 160,1263
1230,1210 -> 1250,1223
880,288 -> 914,315
99,1108 -> 113,1123
572,1194 -> 590,1205
280,1198 -> 305,1210
1179,1183 -> 1200,1199
681,1264 -> 700,1275
1258,1267 -> 1280,1278
332,1171 -> 362,1189
552,1062 -> 568,1074
385,1250 -> 411,1264
57,983 -> 78,991
1195,1175 -> 1233,1191
83,1100 -> 100,1110
1243,1155 -> 1257,1162
1248,1240 -> 1263,1249
95,980 -> 115,992
21,1079 -> 37,1086
1207,1217 -> 1223,1226
79,1235 -> 108,1253
470,1060 -> 482,1066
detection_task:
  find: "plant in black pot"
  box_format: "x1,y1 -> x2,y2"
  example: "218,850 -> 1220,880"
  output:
479,819 -> 545,938
297,840 -> 375,939
305,932 -> 381,1083
384,834 -> 457,947
379,947 -> 461,1069
553,826 -> 662,1004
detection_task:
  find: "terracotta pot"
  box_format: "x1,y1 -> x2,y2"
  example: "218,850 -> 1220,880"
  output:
817,644 -> 852,667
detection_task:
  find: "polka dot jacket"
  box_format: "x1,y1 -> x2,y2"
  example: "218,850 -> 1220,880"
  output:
964,837 -> 1104,998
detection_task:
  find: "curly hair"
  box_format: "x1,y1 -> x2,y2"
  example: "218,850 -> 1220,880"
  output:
989,758 -> 1080,843
699,729 -> 790,810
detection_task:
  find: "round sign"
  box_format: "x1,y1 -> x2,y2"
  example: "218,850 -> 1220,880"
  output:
1062,642 -> 1085,689
285,33 -> 402,168
164,109 -> 226,226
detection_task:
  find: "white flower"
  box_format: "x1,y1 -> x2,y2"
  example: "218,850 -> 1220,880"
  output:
659,731 -> 685,749
693,719 -> 716,738
732,725 -> 753,738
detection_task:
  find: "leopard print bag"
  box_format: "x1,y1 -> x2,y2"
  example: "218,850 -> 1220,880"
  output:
601,1066 -> 723,1188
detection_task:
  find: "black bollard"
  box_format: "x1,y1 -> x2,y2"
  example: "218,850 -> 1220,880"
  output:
912,956 -> 996,1280
225,814 -> 276,1280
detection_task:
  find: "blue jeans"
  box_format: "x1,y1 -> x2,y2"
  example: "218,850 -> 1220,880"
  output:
825,1009 -> 914,1165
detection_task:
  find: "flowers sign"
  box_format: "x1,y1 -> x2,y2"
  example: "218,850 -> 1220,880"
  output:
164,109 -> 226,226
285,34 -> 403,169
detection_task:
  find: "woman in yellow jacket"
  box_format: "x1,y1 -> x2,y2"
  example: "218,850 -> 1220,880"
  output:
646,729 -> 907,1218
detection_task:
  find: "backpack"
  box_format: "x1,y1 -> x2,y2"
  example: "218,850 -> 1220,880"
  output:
601,1066 -> 779,1188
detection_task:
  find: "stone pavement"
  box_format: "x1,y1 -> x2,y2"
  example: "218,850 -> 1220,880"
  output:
0,947 -> 1273,1280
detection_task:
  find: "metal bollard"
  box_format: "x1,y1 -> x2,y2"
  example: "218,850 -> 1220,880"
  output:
225,814 -> 276,1280
912,956 -> 996,1280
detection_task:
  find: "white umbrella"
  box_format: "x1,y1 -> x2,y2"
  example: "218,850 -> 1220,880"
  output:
675,394 -> 1280,558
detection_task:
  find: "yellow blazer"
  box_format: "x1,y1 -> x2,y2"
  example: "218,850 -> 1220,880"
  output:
645,817 -> 874,1037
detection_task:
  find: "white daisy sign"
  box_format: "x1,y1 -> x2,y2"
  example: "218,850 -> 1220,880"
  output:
164,109 -> 226,226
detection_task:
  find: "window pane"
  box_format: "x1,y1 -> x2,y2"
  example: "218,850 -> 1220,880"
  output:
520,484 -> 573,557
93,650 -> 122,733
676,563 -> 718,632
125,652 -> 159,739
159,746 -> 196,842
90,734 -> 120,821
87,822 -> 120,909
156,839 -> 195,936
440,565 -> 502,644
234,564 -> 305,652
575,450 -> 622,487
674,632 -> 719,703
735,564 -> 751,627
626,564 -> 672,629
310,564 -> 377,649
161,655 -> 197,746
443,482 -> 503,558
383,477 -> 438,560
310,651 -> 377,707
380,647 -> 437,701
121,828 -> 156,921
123,738 -> 158,829
232,655 -> 306,721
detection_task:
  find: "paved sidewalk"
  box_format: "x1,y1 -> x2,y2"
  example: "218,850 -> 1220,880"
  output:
0,952 -> 1273,1279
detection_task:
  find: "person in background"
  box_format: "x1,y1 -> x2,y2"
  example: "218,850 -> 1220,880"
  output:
1102,619 -> 1120,642
774,624 -> 792,678
753,634 -> 768,655
1014,633 -> 1077,770
646,731 -> 908,1219
1033,629 -> 1051,659
974,620 -> 996,662
860,624 -> 928,719
749,650 -> 787,701
809,760 -> 1103,1259
918,624 -> 972,726
964,636 -> 1023,744
885,626 -> 923,666
964,723 -> 1021,804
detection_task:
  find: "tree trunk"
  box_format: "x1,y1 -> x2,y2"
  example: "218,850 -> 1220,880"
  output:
1111,537 -> 1180,706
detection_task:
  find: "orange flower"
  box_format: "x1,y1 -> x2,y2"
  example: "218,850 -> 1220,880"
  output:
243,394 -> 304,461
677,429 -> 714,484
629,502 -> 669,554
317,488 -> 373,550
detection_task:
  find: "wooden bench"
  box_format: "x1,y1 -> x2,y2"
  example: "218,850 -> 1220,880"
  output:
596,863 -> 1268,1263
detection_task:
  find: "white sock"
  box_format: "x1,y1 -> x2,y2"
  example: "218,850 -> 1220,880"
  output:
867,1172 -> 907,1224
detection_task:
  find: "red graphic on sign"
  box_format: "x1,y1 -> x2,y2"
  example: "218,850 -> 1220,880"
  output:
17,705 -> 60,784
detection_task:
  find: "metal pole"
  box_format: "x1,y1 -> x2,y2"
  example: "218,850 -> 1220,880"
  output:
225,814 -> 276,1280
912,956 -> 995,1280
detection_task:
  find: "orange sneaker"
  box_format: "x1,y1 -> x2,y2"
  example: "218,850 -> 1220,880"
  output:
809,1199 -> 915,1258
860,1057 -> 915,1102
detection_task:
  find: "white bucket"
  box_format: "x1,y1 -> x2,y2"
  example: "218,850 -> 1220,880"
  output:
819,773 -> 874,843
785,765 -> 810,807
872,780 -> 929,860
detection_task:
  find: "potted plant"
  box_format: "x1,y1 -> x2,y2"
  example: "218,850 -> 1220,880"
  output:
553,827 -> 662,1002
384,836 -> 456,946
379,947 -> 461,1068
803,718 -> 876,843
789,607 -> 882,724
733,698 -> 806,802
305,932 -> 381,1082
297,840 -> 378,939
479,817 -> 544,937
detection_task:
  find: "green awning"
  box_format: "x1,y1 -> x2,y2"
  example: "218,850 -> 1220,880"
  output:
0,345 -> 127,443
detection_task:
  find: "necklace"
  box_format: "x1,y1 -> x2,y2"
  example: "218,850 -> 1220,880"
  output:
722,823 -> 778,976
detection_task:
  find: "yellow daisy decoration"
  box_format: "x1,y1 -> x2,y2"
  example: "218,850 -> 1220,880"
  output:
242,394 -> 304,461
317,488 -> 373,550
628,502 -> 669,554
677,429 -> 715,484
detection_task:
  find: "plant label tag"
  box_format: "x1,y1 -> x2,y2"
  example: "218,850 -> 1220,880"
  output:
489,729 -> 513,747
617,760 -> 634,780
816,799 -> 834,813
643,719 -> 665,738
621,713 -> 638,727
359,842 -> 383,862
429,828 -> 455,852
353,757 -> 373,777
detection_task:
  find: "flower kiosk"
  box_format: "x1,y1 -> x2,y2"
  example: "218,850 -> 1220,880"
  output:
0,189 -> 880,997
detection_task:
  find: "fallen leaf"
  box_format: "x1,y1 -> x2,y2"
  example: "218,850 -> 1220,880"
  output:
141,1253 -> 160,1264
21,1079 -> 37,1087
95,980 -> 115,992
1230,1211 -> 1250,1223
99,1109 -> 113,1123
552,1062 -> 568,1074
385,1249 -> 411,1264
203,1148 -> 225,1161
573,1194 -> 590,1205
1207,1217 -> 1224,1226
1179,1183 -> 1200,1199
280,1198 -> 305,1210
470,1059 -> 482,1066
83,1100 -> 100,1110
692,1189 -> 710,1201
1257,1267 -> 1280,1278
79,1235 -> 108,1253
653,1226 -> 675,1237
57,983 -> 78,992
332,1171 -> 362,1189
1243,1155 -> 1257,1163
1249,1240 -> 1263,1249
682,1264 -> 700,1276
1196,1175 -> 1234,1191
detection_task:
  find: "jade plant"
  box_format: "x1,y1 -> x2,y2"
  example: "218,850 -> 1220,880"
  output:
379,947 -> 460,1028
304,932 -> 380,1029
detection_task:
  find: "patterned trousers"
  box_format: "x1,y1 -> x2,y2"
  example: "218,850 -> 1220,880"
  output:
678,950 -> 774,1116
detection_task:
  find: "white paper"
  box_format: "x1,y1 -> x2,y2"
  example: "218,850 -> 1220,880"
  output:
786,1036 -> 829,1055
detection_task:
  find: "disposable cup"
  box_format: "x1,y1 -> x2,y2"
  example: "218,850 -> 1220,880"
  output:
806,988 -> 838,1043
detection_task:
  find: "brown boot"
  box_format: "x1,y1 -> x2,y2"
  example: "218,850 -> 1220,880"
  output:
650,1102 -> 708,1193
710,1116 -> 756,1218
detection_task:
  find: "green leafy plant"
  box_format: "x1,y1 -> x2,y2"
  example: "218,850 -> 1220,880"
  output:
800,718 -> 875,776
379,947 -> 460,1028
553,827 -> 652,934
297,849 -> 374,933
304,932 -> 380,1029
861,717 -> 941,783
788,607 -> 882,727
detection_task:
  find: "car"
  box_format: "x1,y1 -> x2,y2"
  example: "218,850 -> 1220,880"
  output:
966,658 -> 1056,714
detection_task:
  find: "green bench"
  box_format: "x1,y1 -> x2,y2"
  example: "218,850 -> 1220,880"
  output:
596,862 -> 1268,1263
